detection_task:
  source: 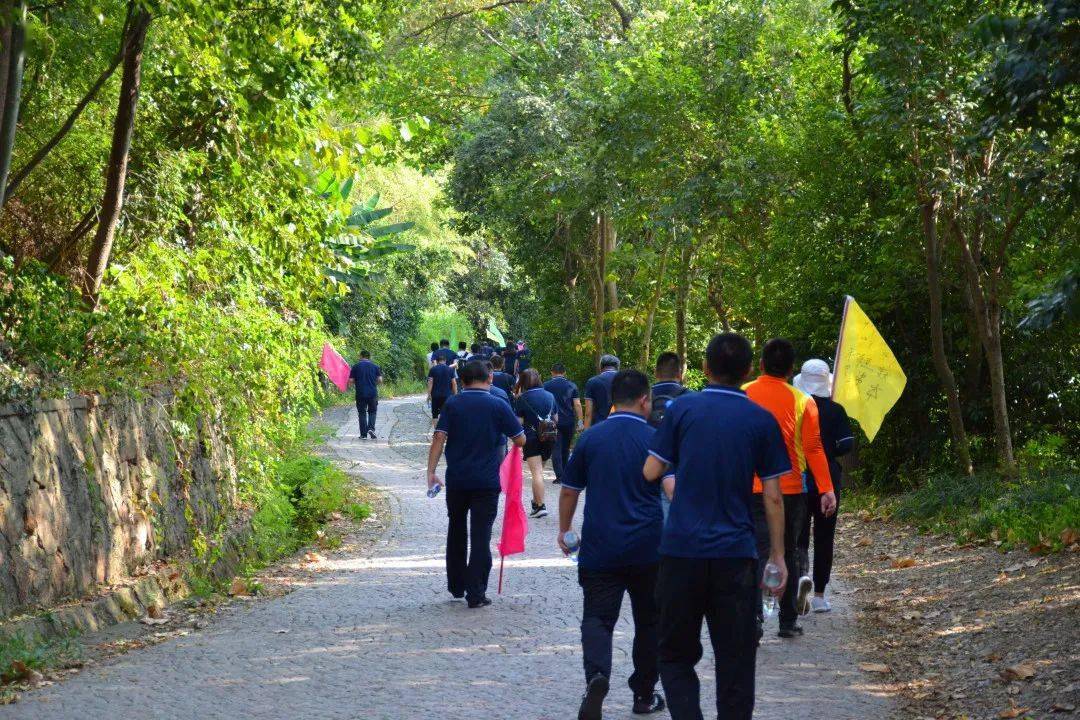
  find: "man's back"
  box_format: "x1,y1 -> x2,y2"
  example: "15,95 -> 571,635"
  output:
650,387 -> 789,559
544,376 -> 579,424
428,364 -> 454,397
743,375 -> 832,494
351,359 -> 381,398
492,371 -> 515,394
436,390 -> 523,490
563,412 -> 661,569
584,370 -> 617,424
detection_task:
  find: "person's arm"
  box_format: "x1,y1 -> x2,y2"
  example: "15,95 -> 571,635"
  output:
427,431 -> 446,490
426,377 -> 433,400
558,487 -> 581,553
661,474 -> 675,500
583,399 -> 594,429
802,399 -> 836,515
451,378 -> 457,394
497,401 -> 527,448
573,398 -> 583,426
643,455 -> 669,482
760,476 -> 788,595
644,408 -> 677,482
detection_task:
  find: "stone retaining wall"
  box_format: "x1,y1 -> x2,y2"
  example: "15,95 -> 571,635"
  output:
0,392 -> 238,620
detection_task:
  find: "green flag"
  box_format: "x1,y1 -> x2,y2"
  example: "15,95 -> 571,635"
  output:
486,316 -> 505,346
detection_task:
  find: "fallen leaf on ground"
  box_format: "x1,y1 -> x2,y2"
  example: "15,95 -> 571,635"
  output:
303,552 -> 325,564
147,604 -> 164,619
859,663 -> 890,673
1000,663 -> 1036,681
998,706 -> 1030,718
891,557 -> 917,569
228,578 -> 250,596
1060,528 -> 1079,546
1052,702 -> 1076,712
139,614 -> 168,626
855,536 -> 872,547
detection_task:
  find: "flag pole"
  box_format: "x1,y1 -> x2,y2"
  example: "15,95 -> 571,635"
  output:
832,295 -> 853,400
498,556 -> 505,594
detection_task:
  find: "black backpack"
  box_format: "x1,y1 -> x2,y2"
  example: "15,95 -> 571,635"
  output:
524,393 -> 558,443
649,384 -> 688,428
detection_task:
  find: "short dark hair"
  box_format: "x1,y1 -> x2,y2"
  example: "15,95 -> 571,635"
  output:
705,333 -> 753,384
430,342 -> 439,352
440,339 -> 450,347
762,338 -> 795,377
458,341 -> 467,350
435,353 -> 446,363
515,368 -> 542,393
459,360 -> 489,386
551,362 -> 566,374
600,354 -> 620,370
471,343 -> 480,353
491,355 -> 504,370
611,369 -> 650,406
484,361 -> 494,373
360,349 -> 370,359
655,351 -> 681,379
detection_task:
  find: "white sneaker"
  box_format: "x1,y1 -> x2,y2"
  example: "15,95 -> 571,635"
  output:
796,576 -> 813,616
811,595 -> 831,613
530,503 -> 548,519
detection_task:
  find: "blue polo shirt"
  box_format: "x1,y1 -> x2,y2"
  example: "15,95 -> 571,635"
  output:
515,348 -> 532,372
350,359 -> 382,398
543,376 -> 579,428
435,347 -> 459,366
514,387 -> 557,442
650,385 -> 790,559
489,384 -> 512,407
584,370 -> 618,424
428,363 -> 455,397
436,389 -> 524,490
491,372 -> 515,394
562,412 -> 662,570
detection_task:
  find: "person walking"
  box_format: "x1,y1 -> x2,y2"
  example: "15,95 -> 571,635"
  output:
501,344 -> 518,379
428,342 -> 440,367
544,362 -> 583,484
583,354 -> 620,428
514,368 -> 558,519
558,369 -> 667,720
743,339 -> 837,639
643,333 -> 791,720
793,359 -> 854,613
349,350 -> 383,440
490,355 -> 515,394
427,361 -> 525,608
427,353 -> 457,431
648,352 -> 691,520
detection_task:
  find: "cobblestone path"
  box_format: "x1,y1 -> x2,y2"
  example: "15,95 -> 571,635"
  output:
2,397 -> 891,719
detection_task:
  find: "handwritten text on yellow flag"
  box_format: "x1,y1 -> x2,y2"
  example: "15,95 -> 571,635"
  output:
832,296 -> 907,442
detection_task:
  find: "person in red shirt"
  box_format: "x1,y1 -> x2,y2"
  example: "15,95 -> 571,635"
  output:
744,339 -> 836,638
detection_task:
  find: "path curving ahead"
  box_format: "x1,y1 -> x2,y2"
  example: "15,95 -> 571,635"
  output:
2,397 -> 891,719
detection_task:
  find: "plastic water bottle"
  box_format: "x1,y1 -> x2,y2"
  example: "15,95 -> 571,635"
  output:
762,562 -> 783,617
427,483 -> 442,499
563,531 -> 580,563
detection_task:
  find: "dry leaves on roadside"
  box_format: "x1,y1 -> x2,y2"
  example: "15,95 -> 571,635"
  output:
891,557 -> 918,569
859,662 -> 891,674
303,552 -> 325,564
998,704 -> 1030,718
1000,663 -> 1036,682
228,578 -> 251,597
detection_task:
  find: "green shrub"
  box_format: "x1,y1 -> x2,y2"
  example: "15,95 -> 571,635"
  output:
0,632 -> 79,684
343,501 -> 373,521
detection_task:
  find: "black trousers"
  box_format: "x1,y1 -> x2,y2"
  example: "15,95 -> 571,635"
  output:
578,563 -> 659,697
657,556 -> 758,720
356,395 -> 378,436
445,488 -> 500,602
552,423 -> 576,481
752,493 -> 807,627
797,483 -> 840,593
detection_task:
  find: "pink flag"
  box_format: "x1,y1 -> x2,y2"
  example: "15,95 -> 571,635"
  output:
497,445 -> 528,592
319,343 -> 351,392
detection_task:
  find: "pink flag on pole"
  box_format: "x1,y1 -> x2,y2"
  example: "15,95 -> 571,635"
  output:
497,445 -> 528,593
319,342 -> 351,392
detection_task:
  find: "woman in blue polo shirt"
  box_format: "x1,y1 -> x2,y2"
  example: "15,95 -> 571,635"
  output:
513,369 -> 558,519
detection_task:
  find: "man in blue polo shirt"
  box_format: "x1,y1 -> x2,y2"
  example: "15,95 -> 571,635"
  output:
490,355 -> 515,394
583,354 -> 620,428
349,350 -> 383,440
427,360 -> 525,608
427,354 -> 457,431
559,369 -> 666,720
543,362 -> 583,484
643,333 -> 790,720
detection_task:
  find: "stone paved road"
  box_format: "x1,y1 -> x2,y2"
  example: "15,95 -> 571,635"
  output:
2,397 -> 892,719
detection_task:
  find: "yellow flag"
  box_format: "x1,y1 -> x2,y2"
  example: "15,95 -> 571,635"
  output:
832,296 -> 907,442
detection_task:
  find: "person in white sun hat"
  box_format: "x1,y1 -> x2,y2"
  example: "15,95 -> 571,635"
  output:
793,359 -> 855,613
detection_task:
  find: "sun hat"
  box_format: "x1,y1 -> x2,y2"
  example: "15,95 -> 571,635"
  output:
793,358 -> 832,397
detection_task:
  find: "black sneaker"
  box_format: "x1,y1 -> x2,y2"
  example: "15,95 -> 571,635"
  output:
368,431 -> 377,440
632,692 -> 666,714
578,674 -> 609,720
530,502 -> 548,519
778,624 -> 804,638
466,595 -> 492,608
553,477 -> 562,485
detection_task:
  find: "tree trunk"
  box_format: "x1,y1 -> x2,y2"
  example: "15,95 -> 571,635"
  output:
674,241 -> 691,364
706,259 -> 732,332
590,214 -> 606,370
83,7 -> 151,306
921,197 -> 974,476
0,0 -> 27,207
640,240 -> 670,370
601,212 -> 618,311
952,217 -> 1017,474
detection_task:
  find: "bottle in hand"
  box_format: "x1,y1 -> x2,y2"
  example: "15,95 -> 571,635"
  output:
563,531 -> 580,563
762,562 -> 783,617
427,483 -> 442,498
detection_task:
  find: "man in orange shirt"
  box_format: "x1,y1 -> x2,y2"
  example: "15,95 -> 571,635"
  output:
744,339 -> 837,639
